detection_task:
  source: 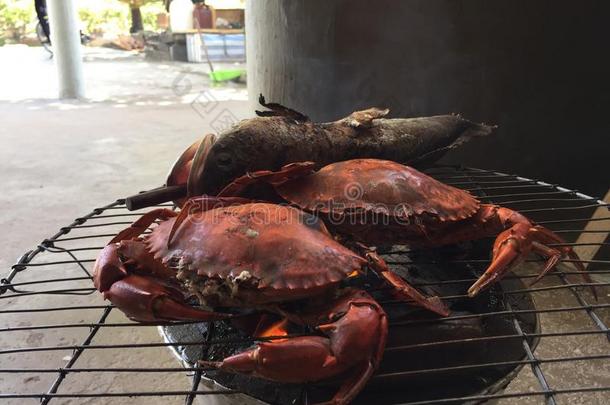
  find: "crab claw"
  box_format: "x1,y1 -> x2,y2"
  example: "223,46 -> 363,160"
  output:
467,225 -> 527,297
107,274 -> 227,322
94,243 -> 230,323
200,289 -> 387,405
468,223 -> 594,297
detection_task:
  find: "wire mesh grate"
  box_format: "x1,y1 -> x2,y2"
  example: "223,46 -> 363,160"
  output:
1,166 -> 608,404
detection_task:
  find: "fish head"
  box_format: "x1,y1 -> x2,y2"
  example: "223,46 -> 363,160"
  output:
189,119 -> 270,196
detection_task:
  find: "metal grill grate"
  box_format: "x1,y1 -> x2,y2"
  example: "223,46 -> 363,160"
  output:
1,166 -> 608,404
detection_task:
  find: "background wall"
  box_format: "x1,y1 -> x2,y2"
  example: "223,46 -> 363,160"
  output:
246,0 -> 609,198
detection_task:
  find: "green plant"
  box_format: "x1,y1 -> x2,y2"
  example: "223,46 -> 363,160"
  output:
141,1 -> 166,30
0,0 -> 167,45
0,0 -> 36,43
79,5 -> 128,37
118,0 -> 162,32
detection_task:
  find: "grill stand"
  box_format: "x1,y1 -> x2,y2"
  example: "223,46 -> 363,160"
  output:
1,166 -> 608,404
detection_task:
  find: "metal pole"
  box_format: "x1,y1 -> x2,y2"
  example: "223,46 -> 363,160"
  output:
47,0 -> 85,99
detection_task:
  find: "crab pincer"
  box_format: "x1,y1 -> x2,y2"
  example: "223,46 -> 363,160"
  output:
93,208 -> 231,322
464,207 -> 596,297
200,289 -> 387,405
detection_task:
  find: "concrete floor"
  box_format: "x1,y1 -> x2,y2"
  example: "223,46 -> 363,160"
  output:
0,45 -> 249,404
0,45 -> 607,404
0,45 -> 249,273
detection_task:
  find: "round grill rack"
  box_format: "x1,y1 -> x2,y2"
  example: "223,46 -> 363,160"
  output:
1,166 -> 609,404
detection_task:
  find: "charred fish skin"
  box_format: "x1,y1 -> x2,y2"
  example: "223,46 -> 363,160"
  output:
323,113 -> 494,166
196,110 -> 494,195
124,98 -> 494,210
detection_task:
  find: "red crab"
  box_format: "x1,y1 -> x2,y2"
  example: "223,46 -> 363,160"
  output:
93,197 -> 449,404
217,159 -> 591,297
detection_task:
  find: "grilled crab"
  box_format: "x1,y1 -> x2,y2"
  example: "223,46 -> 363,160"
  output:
217,159 -> 592,297
93,197 -> 451,404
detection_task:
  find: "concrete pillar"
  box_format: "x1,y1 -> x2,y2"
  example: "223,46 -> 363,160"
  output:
246,0 -> 339,119
246,0 -> 610,198
47,0 -> 85,99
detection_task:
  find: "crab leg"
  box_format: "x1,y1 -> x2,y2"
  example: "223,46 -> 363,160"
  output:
466,206 -> 593,297
365,250 -> 449,317
200,289 -> 387,405
217,161 -> 316,197
110,208 -> 177,244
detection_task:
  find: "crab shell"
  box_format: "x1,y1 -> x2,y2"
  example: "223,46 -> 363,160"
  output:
144,203 -> 367,306
275,159 -> 480,223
